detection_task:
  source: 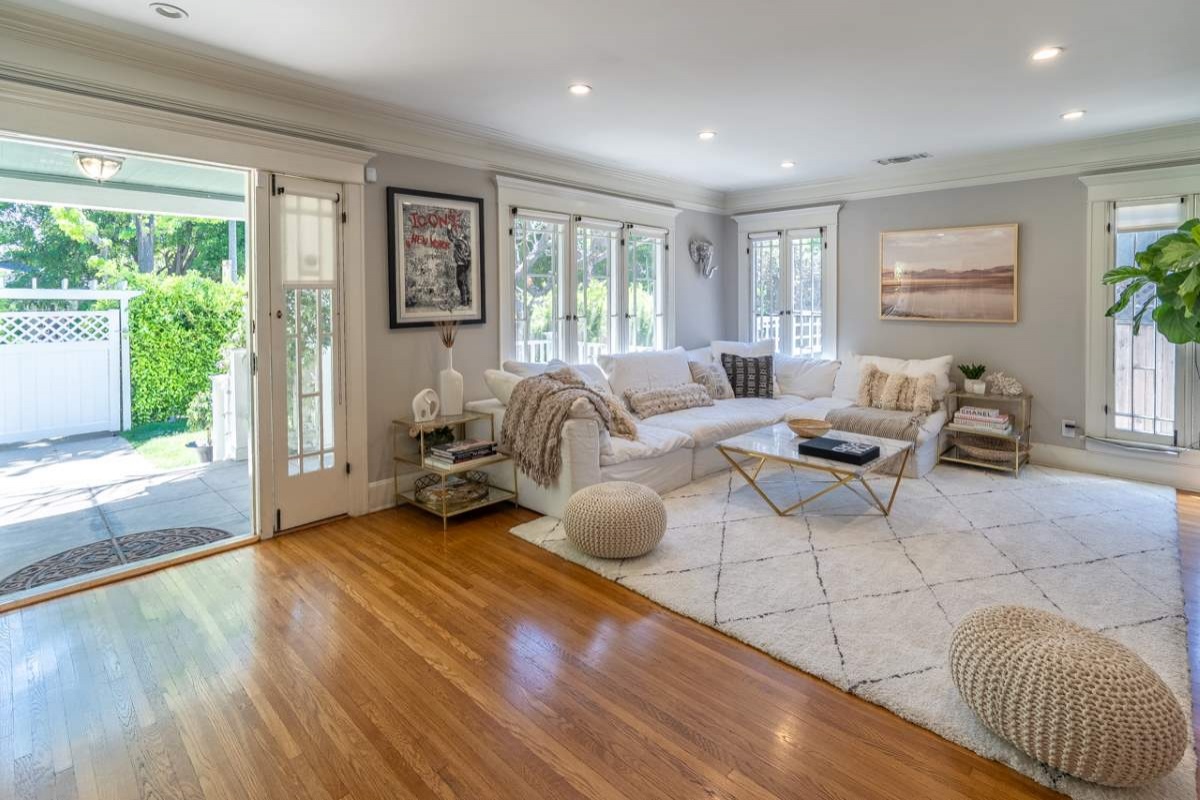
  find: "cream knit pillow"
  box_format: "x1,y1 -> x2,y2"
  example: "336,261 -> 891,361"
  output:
857,363 -> 936,413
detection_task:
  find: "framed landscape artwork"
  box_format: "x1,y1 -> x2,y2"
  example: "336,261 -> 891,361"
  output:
387,187 -> 485,329
879,223 -> 1018,323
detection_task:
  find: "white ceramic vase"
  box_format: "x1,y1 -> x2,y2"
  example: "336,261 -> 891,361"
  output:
964,378 -> 987,395
439,348 -> 464,416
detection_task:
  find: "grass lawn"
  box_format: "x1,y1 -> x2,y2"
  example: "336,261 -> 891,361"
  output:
120,420 -> 203,471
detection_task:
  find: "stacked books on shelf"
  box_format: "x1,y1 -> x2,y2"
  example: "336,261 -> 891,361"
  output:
424,438 -> 498,469
953,405 -> 1013,435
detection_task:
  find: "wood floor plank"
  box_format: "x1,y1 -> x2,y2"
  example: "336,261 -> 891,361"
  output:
0,502 -> 1083,799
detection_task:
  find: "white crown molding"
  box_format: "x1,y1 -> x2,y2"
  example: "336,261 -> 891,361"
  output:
4,3 -> 1199,217
0,3 -> 726,213
725,122 -> 1200,214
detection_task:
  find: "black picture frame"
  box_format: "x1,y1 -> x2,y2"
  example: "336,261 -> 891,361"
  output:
387,187 -> 486,329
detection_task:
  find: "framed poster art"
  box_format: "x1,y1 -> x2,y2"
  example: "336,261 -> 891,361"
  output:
879,223 -> 1018,323
387,187 -> 485,329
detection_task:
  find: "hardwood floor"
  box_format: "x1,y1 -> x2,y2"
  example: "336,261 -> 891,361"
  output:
2,500 -> 1120,800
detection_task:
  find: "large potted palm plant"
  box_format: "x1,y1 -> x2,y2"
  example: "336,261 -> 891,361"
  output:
1104,218 -> 1200,342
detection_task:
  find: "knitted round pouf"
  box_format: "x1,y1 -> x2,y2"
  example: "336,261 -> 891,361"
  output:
950,605 -> 1187,787
563,482 -> 666,559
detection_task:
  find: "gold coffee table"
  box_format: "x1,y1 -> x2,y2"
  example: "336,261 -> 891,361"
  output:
716,423 -> 913,517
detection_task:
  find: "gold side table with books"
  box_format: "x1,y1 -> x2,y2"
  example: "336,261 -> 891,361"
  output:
392,412 -> 518,531
938,391 -> 1032,477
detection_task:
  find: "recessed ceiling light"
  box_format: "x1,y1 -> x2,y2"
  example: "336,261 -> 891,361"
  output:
1032,46 -> 1063,61
149,2 -> 188,19
780,160 -> 795,169
1060,109 -> 1086,120
698,130 -> 716,141
568,83 -> 592,96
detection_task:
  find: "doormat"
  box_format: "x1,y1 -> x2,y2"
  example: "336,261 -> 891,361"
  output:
0,526 -> 233,596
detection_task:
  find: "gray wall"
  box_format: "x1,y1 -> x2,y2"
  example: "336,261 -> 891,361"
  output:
835,175 -> 1088,448
364,152 -> 731,481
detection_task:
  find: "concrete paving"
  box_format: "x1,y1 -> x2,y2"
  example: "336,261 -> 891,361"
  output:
0,434 -> 251,583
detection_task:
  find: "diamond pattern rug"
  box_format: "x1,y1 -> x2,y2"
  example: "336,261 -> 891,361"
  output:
511,463 -> 1194,799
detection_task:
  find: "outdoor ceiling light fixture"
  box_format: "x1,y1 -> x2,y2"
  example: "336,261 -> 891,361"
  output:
74,153 -> 125,183
149,2 -> 189,20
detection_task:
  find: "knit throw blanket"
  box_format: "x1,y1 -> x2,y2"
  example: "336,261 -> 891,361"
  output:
825,406 -> 925,443
500,368 -> 638,488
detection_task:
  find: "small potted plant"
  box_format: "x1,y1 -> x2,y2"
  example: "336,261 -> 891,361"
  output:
187,390 -> 214,463
958,363 -> 987,395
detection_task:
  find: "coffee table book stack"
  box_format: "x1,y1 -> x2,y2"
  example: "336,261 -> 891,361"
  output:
392,411 -> 518,530
939,390 -> 1033,477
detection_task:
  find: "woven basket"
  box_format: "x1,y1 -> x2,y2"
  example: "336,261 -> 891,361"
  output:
954,433 -> 1029,463
788,418 -> 832,438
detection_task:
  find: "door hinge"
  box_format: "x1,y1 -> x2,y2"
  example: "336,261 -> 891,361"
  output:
345,462 -> 352,475
251,352 -> 257,374
1174,430 -> 1179,447
508,227 -> 513,236
1105,222 -> 1112,233
341,211 -> 348,224
1103,403 -> 1109,415
275,508 -> 281,531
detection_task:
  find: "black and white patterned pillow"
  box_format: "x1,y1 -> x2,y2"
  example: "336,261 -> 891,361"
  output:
720,353 -> 774,398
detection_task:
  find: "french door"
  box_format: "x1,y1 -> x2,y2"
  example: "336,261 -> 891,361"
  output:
750,228 -> 827,357
511,211 -> 667,364
268,174 -> 349,530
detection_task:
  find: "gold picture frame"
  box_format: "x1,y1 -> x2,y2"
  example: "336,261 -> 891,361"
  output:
879,223 -> 1018,323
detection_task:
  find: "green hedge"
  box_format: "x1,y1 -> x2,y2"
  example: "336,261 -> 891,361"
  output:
125,272 -> 245,425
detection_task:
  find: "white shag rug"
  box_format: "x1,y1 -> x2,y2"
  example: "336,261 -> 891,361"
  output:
510,462 -> 1195,800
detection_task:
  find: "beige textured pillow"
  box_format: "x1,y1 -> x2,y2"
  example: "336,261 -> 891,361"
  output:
623,383 -> 714,419
689,360 -> 734,400
857,363 -> 936,413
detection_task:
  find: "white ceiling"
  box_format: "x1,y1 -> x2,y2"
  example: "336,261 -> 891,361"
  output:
17,0 -> 1200,193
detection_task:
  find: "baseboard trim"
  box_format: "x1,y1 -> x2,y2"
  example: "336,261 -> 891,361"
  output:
368,476 -> 408,513
1031,441 -> 1200,491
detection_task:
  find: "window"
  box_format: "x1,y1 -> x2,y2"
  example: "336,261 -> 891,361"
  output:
1104,197 -> 1192,444
512,214 -> 566,363
626,226 -> 667,352
746,222 -> 833,357
509,210 -> 671,363
1109,200 -> 1185,439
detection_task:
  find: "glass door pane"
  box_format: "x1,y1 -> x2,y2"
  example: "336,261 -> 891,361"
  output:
790,233 -> 822,357
574,223 -> 619,363
751,236 -> 782,345
626,230 -> 666,351
512,216 -> 565,363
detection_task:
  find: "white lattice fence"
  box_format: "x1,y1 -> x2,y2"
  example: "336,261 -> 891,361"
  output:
0,309 -> 124,444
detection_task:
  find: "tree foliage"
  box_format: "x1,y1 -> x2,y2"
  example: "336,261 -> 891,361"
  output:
0,202 -> 244,285
1104,219 -> 1200,344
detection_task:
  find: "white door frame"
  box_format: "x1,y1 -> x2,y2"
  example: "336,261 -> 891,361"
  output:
0,87 -> 373,538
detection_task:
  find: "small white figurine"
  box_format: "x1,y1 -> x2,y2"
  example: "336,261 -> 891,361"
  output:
412,388 -> 440,422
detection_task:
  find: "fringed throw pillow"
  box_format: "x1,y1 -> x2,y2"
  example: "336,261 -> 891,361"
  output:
856,363 -> 937,414
623,383 -> 714,419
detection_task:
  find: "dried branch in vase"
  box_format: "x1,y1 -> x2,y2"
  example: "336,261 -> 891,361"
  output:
434,319 -> 459,349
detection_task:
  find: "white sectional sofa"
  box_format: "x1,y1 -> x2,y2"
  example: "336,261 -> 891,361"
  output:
465,345 -> 950,518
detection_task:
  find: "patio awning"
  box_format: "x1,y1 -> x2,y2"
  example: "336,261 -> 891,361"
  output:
0,138 -> 246,220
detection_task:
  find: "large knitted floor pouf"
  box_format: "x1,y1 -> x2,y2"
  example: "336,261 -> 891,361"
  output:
563,482 -> 666,558
950,605 -> 1188,787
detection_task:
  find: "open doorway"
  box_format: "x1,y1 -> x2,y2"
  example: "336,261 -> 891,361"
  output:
0,137 -> 255,600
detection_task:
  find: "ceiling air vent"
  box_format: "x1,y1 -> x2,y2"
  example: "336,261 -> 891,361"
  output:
874,152 -> 932,166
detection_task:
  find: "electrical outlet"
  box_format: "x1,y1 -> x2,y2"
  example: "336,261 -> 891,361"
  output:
1061,419 -> 1077,438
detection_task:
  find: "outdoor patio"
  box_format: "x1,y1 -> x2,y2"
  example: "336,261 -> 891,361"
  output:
0,433 -> 251,594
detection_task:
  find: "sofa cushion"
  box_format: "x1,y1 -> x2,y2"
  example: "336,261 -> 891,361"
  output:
785,398 -> 946,445
689,360 -> 734,400
645,396 -> 807,448
599,347 -> 692,400
624,383 -> 714,419
833,353 -> 953,400
483,369 -> 523,405
712,339 -> 775,360
685,345 -> 713,363
600,424 -> 693,466
775,354 -> 840,398
547,359 -> 612,394
502,360 -> 549,378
